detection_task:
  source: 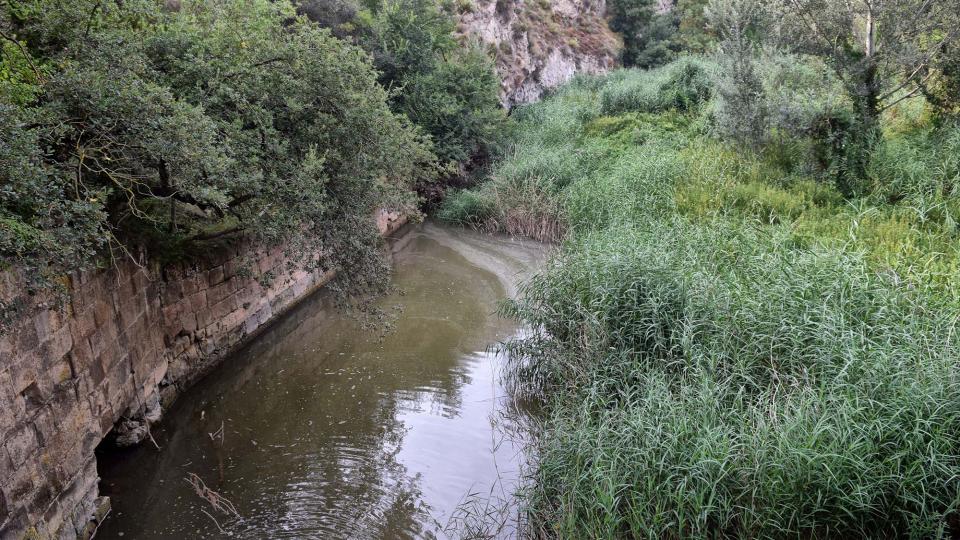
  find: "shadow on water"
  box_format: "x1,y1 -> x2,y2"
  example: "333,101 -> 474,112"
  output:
95,223 -> 547,539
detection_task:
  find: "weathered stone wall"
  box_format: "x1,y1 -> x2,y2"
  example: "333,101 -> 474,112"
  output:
0,211 -> 405,539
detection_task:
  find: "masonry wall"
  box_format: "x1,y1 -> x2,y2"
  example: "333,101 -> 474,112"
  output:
0,211 -> 405,539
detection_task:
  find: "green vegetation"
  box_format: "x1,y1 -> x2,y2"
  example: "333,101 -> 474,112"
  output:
1,0 -> 507,318
1,0 -> 438,297
359,0 -> 507,170
442,29 -> 960,538
298,0 -> 510,202
607,0 -> 713,68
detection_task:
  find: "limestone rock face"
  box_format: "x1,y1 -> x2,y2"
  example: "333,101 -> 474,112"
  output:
458,0 -> 620,107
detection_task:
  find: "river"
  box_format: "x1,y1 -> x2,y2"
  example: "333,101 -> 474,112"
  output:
95,223 -> 546,539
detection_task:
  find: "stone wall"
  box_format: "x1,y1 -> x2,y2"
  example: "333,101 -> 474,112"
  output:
0,211 -> 406,539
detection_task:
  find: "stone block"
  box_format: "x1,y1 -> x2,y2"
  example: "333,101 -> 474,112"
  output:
132,268 -> 152,293
69,307 -> 97,341
162,278 -> 184,302
221,307 -> 248,334
90,299 -> 114,328
0,512 -> 31,540
32,311 -> 55,344
0,441 -> 13,481
0,335 -> 13,366
0,487 -> 7,531
243,311 -> 261,336
48,385 -> 79,431
88,323 -> 118,360
172,335 -> 190,357
43,356 -> 73,390
41,497 -> 66,539
118,296 -> 144,332
31,406 -> 57,449
44,327 -> 73,369
3,422 -> 37,469
209,296 -> 238,325
162,303 -> 183,339
209,266 -> 225,286
10,355 -> 40,397
205,280 -> 233,306
224,258 -> 240,279
29,482 -> 54,521
180,275 -> 199,297
188,290 -> 207,311
181,312 -> 198,335
13,325 -> 39,359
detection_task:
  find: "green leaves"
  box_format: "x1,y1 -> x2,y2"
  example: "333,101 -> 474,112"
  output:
1,0 -> 435,298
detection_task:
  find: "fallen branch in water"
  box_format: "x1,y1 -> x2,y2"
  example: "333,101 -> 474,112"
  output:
201,508 -> 227,535
185,472 -> 240,518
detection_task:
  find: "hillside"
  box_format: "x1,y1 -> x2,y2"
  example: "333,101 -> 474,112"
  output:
457,0 -> 620,106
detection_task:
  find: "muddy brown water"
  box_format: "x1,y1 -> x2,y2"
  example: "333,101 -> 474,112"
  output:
95,223 -> 547,539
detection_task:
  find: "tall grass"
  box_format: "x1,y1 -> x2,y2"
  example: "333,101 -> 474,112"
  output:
504,223 -> 960,538
443,57 -> 960,538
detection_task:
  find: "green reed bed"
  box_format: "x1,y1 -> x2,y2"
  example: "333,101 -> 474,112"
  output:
442,57 -> 960,538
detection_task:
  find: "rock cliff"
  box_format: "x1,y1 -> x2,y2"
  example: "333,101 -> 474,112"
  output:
457,0 -> 620,107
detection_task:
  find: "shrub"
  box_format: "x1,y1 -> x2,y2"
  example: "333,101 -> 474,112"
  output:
399,45 -> 508,164
356,0 -> 508,171
599,57 -> 715,115
1,0 -> 436,299
436,189 -> 495,225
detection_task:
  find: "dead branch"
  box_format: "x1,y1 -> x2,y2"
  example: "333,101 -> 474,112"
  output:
185,472 -> 240,518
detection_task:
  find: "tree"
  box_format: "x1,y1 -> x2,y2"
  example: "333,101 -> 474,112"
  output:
354,0 -> 509,179
1,0 -> 437,299
357,0 -> 457,91
674,0 -> 714,54
774,0 -> 960,141
707,0 -> 768,145
608,0 -> 682,68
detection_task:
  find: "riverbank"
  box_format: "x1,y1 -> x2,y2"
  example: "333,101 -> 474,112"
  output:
442,59 -> 960,537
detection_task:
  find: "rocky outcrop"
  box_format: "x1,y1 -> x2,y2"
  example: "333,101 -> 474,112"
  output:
0,211 -> 406,539
458,0 -> 620,107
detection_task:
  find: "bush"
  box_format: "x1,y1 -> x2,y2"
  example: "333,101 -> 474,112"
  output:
399,45 -> 507,164
355,0 -> 508,171
435,189 -> 495,225
1,0 -> 436,299
600,57 -> 715,115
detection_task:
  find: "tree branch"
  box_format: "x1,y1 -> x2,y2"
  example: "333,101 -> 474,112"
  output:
0,29 -> 44,83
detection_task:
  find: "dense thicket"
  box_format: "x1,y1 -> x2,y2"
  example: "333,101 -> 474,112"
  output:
298,0 -> 509,199
607,0 -> 712,68
442,0 -> 960,534
0,0 -> 442,314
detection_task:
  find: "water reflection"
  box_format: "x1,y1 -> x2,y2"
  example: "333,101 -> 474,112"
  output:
96,223 -> 546,539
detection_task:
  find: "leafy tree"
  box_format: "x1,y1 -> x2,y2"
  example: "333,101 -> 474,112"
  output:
674,0 -> 714,53
608,0 -> 681,68
1,0 -> 437,301
399,45 -> 504,164
296,0 -> 361,38
773,0 -> 960,169
352,0 -> 509,195
358,0 -> 457,91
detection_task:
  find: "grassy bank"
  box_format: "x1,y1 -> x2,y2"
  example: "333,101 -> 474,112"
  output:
441,59 -> 960,537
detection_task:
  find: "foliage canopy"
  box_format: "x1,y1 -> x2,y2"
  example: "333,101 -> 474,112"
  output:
1,0 -> 437,298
